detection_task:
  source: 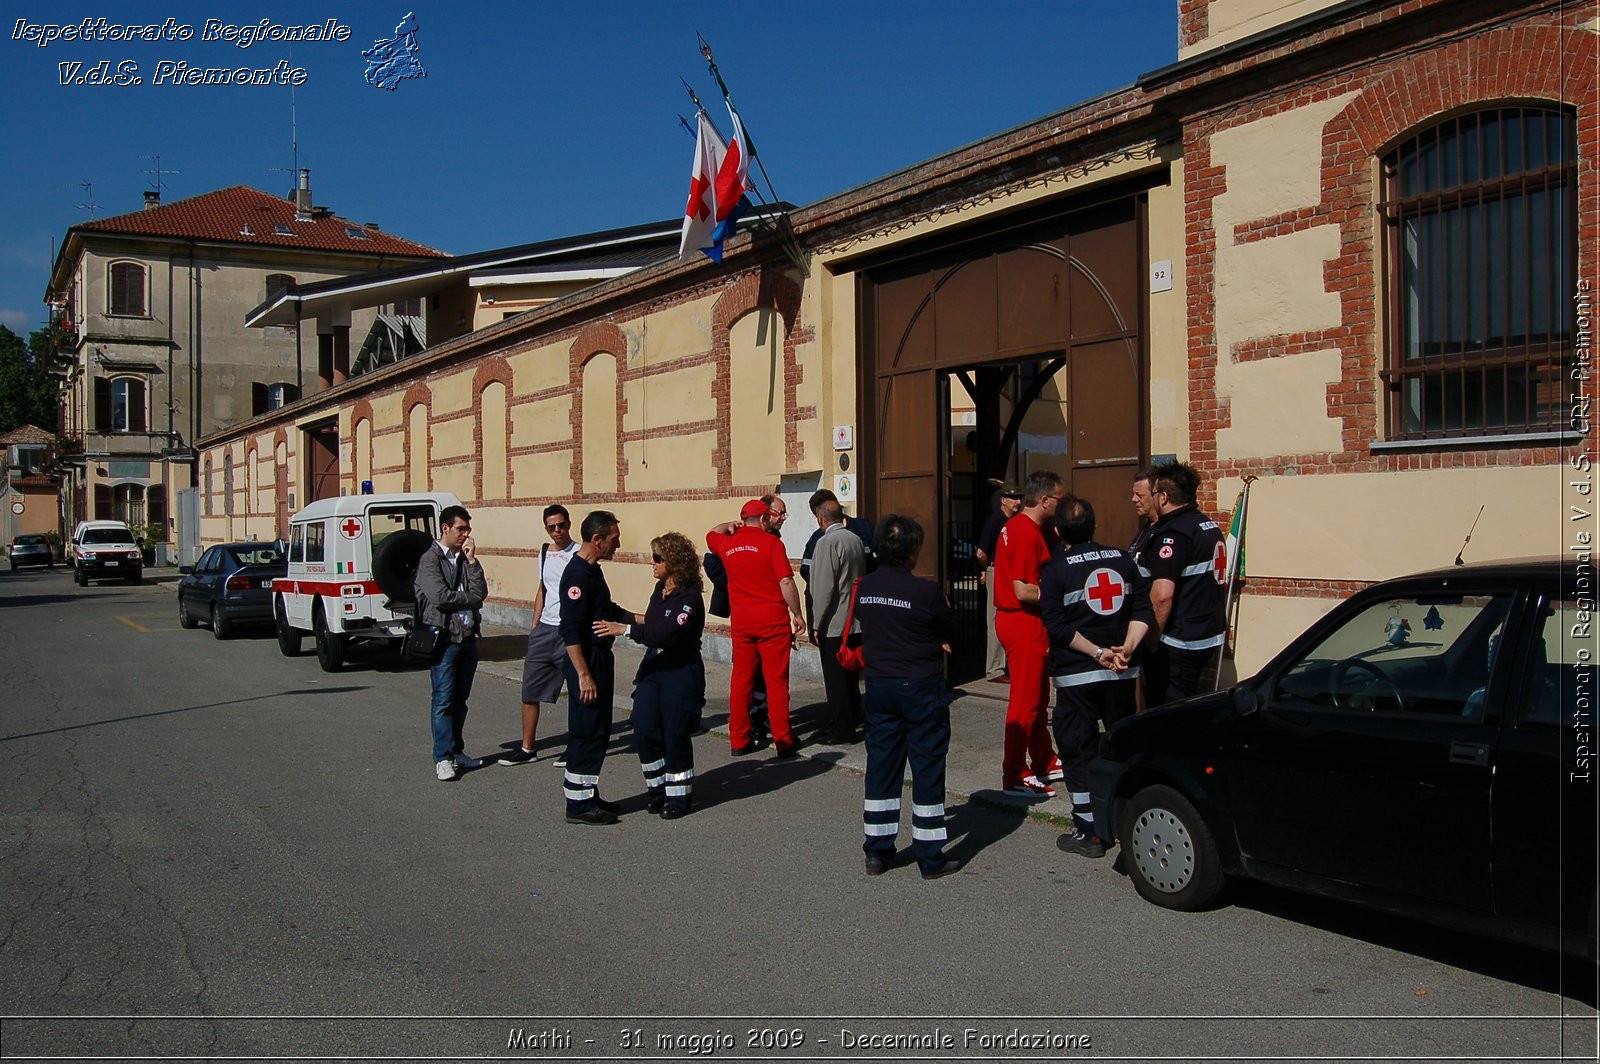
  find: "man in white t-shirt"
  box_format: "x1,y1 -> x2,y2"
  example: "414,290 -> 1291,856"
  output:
503,504 -> 580,765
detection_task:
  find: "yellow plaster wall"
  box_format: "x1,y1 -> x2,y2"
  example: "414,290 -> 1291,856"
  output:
1218,467 -> 1566,587
729,308 -> 787,486
817,270 -> 858,479
427,370 -> 474,417
429,415 -> 478,463
1180,0 -> 1346,60
1231,592 -> 1344,676
1210,95 -> 1356,459
621,364 -> 717,433
408,403 -> 429,490
1147,152 -> 1189,459
633,305 -> 711,370
512,396 -> 573,448
507,343 -> 570,394
624,431 -> 720,492
511,450 -> 573,500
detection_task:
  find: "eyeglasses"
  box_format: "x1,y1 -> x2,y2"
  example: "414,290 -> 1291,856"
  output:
546,521 -> 569,531
651,553 -> 664,563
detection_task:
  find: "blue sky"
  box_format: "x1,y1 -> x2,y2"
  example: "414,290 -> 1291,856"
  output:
0,1 -> 1178,335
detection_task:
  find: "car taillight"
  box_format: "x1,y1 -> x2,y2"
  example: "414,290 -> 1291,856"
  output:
226,576 -> 251,590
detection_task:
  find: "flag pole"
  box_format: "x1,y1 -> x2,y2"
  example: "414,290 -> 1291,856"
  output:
1214,475 -> 1255,690
696,32 -> 809,273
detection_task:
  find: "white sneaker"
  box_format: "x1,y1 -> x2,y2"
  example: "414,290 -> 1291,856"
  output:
1004,775 -> 1056,798
435,759 -> 458,781
453,753 -> 483,769
553,754 -> 568,769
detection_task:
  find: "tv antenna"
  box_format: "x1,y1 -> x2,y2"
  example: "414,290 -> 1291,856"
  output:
75,180 -> 100,218
143,154 -> 180,199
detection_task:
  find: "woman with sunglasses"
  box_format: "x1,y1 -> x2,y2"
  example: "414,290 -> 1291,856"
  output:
594,531 -> 705,818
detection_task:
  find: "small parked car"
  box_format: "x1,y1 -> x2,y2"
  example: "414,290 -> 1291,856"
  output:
73,524 -> 142,585
178,543 -> 288,639
7,534 -> 53,569
1090,557 -> 1595,961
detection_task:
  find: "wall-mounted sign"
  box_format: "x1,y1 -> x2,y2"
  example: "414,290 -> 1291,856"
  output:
10,500 -> 23,515
1150,260 -> 1173,294
108,461 -> 151,479
835,474 -> 855,502
832,424 -> 854,451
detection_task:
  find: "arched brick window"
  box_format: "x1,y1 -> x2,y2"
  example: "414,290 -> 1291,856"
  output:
1380,105 -> 1577,439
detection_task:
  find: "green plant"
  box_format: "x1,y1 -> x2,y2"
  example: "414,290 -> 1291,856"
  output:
136,523 -> 166,550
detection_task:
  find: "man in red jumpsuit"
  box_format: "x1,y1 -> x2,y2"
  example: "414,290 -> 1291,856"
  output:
994,470 -> 1066,796
707,499 -> 807,757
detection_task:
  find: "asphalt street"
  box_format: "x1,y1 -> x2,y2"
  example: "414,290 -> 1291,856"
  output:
0,567 -> 1593,1062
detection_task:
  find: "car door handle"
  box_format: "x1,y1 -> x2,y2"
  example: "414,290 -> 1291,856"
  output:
1449,741 -> 1489,767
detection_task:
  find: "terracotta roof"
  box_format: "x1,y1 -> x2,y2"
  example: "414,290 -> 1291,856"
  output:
0,425 -> 54,446
74,186 -> 447,258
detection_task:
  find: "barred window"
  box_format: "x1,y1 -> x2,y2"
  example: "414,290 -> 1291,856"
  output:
1380,106 -> 1577,440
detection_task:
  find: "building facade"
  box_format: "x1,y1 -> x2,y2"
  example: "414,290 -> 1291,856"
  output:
45,174 -> 444,545
192,0 -> 1595,677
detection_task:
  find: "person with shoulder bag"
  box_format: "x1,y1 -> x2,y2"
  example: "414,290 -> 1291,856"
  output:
415,505 -> 488,782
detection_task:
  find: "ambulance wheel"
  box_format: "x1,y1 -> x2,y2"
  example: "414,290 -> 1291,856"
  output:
372,529 -> 432,603
313,605 -> 346,672
275,597 -> 304,657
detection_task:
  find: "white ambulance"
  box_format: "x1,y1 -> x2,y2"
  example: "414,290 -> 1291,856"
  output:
273,491 -> 462,672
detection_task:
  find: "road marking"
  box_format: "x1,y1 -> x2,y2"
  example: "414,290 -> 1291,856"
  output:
115,615 -> 150,633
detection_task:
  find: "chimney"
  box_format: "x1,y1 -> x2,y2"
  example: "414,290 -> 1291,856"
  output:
143,190 -> 161,210
294,169 -> 313,222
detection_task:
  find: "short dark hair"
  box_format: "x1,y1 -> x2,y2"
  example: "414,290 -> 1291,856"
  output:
440,505 -> 471,529
1152,461 -> 1201,506
808,488 -> 838,515
817,499 -> 843,524
542,503 -> 569,523
580,509 -> 618,543
1056,495 -> 1095,544
874,514 -> 923,569
1132,468 -> 1155,489
1022,469 -> 1064,507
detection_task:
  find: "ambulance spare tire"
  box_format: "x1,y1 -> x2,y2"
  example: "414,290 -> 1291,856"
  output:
372,529 -> 433,603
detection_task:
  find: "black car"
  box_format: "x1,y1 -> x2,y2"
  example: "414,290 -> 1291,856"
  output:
178,543 -> 287,639
1091,558 -> 1595,960
7,534 -> 53,569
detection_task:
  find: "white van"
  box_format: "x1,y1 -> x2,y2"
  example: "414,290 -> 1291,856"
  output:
273,492 -> 462,671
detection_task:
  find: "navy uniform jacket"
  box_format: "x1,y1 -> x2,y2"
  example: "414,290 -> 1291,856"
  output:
1040,541 -> 1152,685
558,554 -> 631,653
1142,505 -> 1228,651
629,581 -> 705,671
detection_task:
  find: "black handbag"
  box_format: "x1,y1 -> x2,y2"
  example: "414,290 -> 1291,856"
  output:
403,550 -> 458,662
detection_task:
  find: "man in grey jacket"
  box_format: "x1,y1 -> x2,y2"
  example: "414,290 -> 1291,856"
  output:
415,504 -> 489,782
807,499 -> 867,744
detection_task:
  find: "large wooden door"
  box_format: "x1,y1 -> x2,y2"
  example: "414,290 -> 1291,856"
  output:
304,423 -> 340,503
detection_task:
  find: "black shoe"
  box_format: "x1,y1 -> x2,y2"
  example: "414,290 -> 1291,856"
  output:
565,807 -> 619,826
731,742 -> 762,756
773,744 -> 798,760
594,796 -> 620,814
864,852 -> 890,876
646,794 -> 666,814
499,747 -> 535,765
1056,832 -> 1106,859
659,803 -> 691,820
920,858 -> 964,880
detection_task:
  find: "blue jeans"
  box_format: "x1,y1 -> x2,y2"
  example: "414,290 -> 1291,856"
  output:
430,636 -> 478,762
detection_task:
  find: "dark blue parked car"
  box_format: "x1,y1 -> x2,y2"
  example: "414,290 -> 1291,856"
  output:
178,543 -> 287,640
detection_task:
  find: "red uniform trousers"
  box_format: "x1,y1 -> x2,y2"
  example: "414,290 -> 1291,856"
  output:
728,623 -> 795,751
996,608 -> 1056,787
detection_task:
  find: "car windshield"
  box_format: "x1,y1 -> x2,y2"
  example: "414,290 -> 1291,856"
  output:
83,529 -> 136,546
230,547 -> 284,566
16,536 -> 46,545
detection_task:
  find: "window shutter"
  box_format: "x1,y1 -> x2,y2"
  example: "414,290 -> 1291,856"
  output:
94,377 -> 111,432
252,382 -> 269,415
128,379 -> 146,432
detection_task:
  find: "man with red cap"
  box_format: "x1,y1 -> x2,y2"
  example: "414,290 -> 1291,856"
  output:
707,499 -> 807,757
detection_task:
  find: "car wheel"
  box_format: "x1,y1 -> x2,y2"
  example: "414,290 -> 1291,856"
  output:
275,597 -> 304,657
178,596 -> 199,629
1121,784 -> 1224,911
125,572 -> 140,585
313,604 -> 345,673
74,568 -> 86,587
212,603 -> 233,640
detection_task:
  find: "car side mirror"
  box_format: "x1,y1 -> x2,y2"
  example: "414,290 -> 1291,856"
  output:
178,566 -> 192,575
1233,682 -> 1266,717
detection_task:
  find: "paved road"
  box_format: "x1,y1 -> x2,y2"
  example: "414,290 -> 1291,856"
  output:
0,568 -> 1593,1061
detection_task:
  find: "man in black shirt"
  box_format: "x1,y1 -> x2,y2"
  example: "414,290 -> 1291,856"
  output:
1140,461 -> 1227,705
558,510 -> 634,825
1040,496 -> 1151,857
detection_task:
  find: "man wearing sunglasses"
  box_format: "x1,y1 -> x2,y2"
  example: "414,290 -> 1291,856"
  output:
505,504 -> 579,766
